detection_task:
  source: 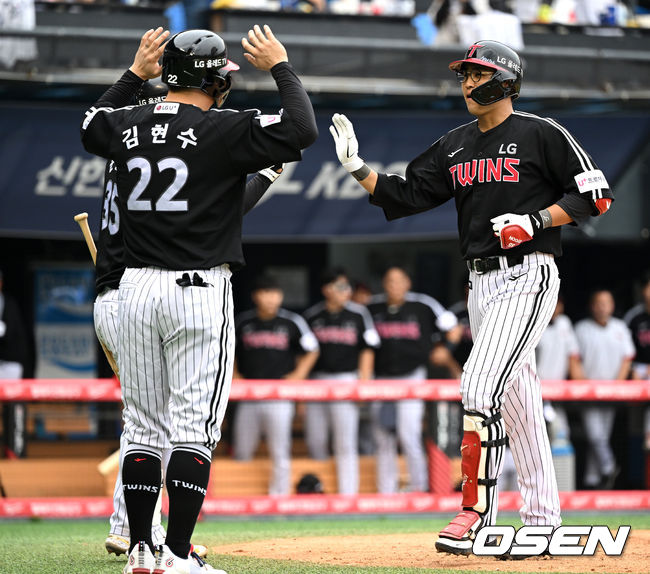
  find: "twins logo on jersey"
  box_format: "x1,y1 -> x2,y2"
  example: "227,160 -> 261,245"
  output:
312,324 -> 358,345
242,329 -> 289,350
450,157 -> 520,189
375,321 -> 422,340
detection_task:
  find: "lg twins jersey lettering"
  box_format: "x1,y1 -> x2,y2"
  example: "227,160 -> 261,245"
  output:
235,309 -> 318,379
304,301 -> 380,373
81,103 -> 302,271
372,112 -> 614,260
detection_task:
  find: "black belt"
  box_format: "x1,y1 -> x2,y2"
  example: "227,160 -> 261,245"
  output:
467,254 -> 524,274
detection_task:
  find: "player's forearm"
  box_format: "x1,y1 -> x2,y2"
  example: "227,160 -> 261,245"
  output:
545,204 -> 573,227
243,174 -> 272,214
271,62 -> 318,148
568,355 -> 585,380
95,69 -> 145,109
356,169 -> 378,195
286,351 -> 319,380
617,359 -> 632,381
357,349 -> 374,380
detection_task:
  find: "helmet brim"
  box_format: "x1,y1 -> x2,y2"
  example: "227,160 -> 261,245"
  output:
448,58 -> 508,74
222,59 -> 240,72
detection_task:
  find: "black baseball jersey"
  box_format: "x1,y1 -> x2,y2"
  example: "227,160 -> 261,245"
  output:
371,112 -> 614,260
235,309 -> 319,379
92,70 -> 281,293
95,161 -> 276,294
303,301 -> 380,373
95,160 -> 125,294
624,304 -> 650,365
82,97 -> 302,271
367,292 -> 457,377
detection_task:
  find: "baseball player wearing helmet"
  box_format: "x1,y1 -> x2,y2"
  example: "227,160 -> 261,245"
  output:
82,25 -> 316,574
92,31 -> 285,562
330,40 -> 614,557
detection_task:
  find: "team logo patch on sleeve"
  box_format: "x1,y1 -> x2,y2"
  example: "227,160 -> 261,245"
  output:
574,169 -> 608,193
154,103 -> 180,115
257,114 -> 282,127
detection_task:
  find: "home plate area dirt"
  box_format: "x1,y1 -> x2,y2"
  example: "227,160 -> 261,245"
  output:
216,530 -> 648,573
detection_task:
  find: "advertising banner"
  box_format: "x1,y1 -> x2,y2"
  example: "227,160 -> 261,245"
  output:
33,266 -> 96,378
0,105 -> 646,239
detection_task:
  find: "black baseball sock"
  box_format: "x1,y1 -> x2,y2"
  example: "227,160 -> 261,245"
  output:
165,448 -> 211,559
122,450 -> 162,554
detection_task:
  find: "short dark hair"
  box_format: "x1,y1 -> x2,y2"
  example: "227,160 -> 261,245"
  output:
320,267 -> 348,288
252,274 -> 281,292
382,265 -> 410,279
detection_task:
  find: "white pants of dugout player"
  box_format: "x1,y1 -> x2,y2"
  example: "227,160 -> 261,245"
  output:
581,405 -> 617,488
117,266 -> 234,555
436,253 -> 561,556
370,366 -> 429,493
305,372 -> 360,495
233,400 -> 295,495
94,288 -> 167,545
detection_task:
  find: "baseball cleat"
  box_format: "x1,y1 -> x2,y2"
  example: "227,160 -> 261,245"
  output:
496,549 -> 551,560
435,510 -> 482,556
153,544 -> 226,574
435,537 -> 473,556
106,534 -> 131,556
191,544 -> 208,559
124,541 -> 155,574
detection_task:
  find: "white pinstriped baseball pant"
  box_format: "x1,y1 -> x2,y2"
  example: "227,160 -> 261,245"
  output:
94,288 -> 167,542
117,265 -> 234,452
462,252 -> 561,528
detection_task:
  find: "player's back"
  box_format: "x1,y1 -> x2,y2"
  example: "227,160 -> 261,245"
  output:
110,103 -> 249,271
82,100 -> 302,271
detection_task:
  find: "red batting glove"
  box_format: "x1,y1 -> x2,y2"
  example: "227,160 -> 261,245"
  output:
490,213 -> 537,250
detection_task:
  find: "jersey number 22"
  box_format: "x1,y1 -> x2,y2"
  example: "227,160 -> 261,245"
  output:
126,156 -> 189,212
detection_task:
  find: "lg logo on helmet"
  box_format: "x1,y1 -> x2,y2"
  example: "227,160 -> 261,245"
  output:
194,58 -> 227,69
472,525 -> 631,557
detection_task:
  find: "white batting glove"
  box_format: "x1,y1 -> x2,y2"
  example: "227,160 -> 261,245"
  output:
258,163 -> 284,183
329,113 -> 365,173
490,213 -> 537,250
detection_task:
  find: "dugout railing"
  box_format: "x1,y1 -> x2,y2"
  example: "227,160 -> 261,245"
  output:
0,378 -> 649,518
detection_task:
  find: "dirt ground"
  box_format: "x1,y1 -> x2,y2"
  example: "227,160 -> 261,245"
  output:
216,529 -> 649,573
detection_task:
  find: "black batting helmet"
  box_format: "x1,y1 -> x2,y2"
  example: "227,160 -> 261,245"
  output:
162,29 -> 239,96
449,40 -> 523,105
134,77 -> 168,106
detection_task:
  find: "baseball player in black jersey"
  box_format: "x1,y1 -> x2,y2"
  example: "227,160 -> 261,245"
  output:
330,40 -> 614,557
302,268 -> 380,494
624,272 -> 650,382
367,266 -> 458,494
91,33 -> 287,560
232,274 -> 319,495
624,273 -> 650,454
82,25 -> 317,574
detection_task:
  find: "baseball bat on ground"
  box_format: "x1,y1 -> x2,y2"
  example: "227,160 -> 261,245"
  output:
73,212 -> 119,377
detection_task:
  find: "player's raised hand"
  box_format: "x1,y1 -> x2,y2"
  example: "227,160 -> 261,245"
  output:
329,113 -> 365,173
242,25 -> 288,71
490,212 -> 537,250
130,27 -> 170,80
